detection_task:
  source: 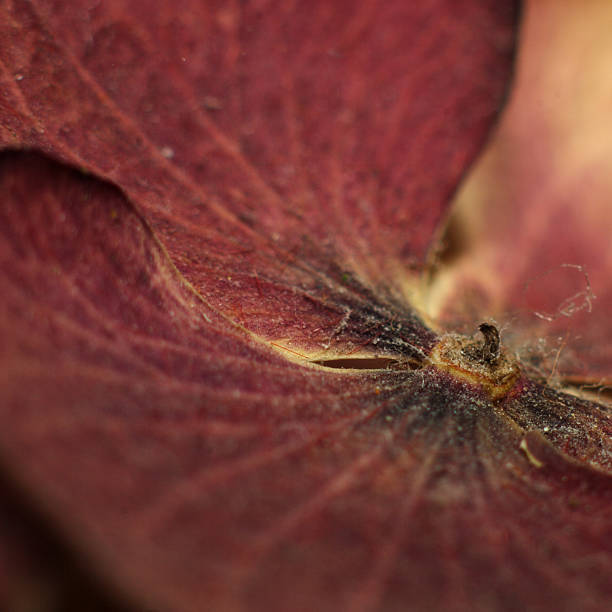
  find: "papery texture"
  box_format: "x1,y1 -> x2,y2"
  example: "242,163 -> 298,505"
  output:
0,0 -> 516,353
1,2 -> 611,612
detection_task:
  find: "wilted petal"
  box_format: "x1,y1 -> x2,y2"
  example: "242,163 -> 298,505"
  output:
2,3 -> 609,612
0,0 -> 516,351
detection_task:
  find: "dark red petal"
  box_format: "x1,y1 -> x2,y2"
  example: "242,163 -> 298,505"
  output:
0,151 -> 437,610
7,3 -> 607,612
1,150 -> 611,612
0,0 -> 516,351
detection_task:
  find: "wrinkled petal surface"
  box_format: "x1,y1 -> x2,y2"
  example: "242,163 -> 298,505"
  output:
1,3 -> 611,612
0,0 -> 516,353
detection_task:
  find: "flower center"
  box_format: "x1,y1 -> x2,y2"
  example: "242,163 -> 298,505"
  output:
430,323 -> 520,400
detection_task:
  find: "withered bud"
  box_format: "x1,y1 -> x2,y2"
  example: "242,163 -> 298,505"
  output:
478,323 -> 500,364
